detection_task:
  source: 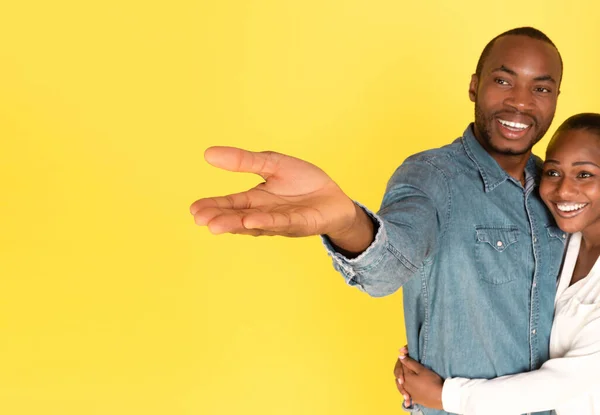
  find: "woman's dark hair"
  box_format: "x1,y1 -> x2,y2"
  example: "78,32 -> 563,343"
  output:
552,113 -> 600,140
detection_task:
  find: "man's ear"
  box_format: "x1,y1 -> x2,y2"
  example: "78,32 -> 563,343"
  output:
469,74 -> 478,103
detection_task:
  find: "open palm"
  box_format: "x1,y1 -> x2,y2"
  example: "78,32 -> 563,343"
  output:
190,146 -> 356,237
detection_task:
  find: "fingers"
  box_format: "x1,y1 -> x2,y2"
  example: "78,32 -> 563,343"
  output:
191,188 -> 322,237
192,208 -> 314,236
190,189 -> 272,231
190,191 -> 256,234
399,345 -> 408,358
190,190 -> 255,216
197,209 -> 258,235
396,379 -> 412,407
394,352 -> 412,406
396,346 -> 415,406
395,369 -> 412,406
396,377 -> 412,406
393,356 -> 404,378
204,147 -> 281,179
396,346 -> 409,378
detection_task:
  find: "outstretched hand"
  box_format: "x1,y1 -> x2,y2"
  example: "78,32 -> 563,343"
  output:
190,146 -> 358,238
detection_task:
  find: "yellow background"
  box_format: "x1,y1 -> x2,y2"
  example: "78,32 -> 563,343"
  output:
2,1 -> 600,414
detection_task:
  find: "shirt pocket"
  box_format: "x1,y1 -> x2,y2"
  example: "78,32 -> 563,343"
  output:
474,226 -> 520,284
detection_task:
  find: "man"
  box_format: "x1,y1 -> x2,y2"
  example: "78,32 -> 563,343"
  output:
190,27 -> 565,415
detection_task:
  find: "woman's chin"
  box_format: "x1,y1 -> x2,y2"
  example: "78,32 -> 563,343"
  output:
554,220 -> 582,235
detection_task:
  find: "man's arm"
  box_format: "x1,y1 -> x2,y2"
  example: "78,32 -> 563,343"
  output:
191,147 -> 447,296
323,159 -> 449,297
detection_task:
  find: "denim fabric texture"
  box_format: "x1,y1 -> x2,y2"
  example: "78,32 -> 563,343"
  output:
322,125 -> 567,415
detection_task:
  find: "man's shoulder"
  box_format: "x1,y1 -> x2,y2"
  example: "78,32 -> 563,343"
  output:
402,137 -> 467,172
386,137 -> 469,192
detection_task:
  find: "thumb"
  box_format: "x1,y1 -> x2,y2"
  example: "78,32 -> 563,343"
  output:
400,355 -> 425,374
204,146 -> 280,179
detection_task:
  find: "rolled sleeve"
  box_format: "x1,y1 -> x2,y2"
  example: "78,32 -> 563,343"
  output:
321,202 -> 401,296
322,158 -> 449,297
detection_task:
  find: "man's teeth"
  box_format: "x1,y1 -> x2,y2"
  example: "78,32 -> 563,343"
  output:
498,119 -> 530,130
557,203 -> 587,212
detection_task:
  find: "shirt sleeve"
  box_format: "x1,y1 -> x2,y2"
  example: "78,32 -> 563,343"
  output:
322,158 -> 450,297
442,309 -> 600,415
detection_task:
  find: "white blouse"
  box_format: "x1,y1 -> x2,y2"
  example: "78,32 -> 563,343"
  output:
442,232 -> 600,415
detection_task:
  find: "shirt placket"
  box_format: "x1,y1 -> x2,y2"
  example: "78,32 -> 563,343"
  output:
524,175 -> 540,415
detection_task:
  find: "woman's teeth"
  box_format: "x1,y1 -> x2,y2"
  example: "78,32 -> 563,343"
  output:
557,203 -> 587,212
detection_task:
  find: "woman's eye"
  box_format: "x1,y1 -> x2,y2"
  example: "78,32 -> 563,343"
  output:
578,172 -> 593,179
545,170 -> 559,177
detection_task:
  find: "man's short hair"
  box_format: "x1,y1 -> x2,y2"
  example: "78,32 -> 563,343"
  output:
475,27 -> 563,80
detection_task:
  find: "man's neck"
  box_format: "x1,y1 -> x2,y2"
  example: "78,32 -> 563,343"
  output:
493,154 -> 531,186
470,126 -> 532,185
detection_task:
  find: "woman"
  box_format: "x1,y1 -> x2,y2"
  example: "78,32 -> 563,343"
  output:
397,113 -> 600,415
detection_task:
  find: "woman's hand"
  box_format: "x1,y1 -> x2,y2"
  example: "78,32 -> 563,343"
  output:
399,353 -> 444,410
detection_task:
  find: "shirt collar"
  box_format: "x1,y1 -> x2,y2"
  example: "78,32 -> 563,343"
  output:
461,123 -> 539,192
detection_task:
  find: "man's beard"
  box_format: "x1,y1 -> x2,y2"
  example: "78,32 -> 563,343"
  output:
474,102 -> 549,156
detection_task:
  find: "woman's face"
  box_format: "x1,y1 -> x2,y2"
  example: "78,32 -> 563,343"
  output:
540,129 -> 600,237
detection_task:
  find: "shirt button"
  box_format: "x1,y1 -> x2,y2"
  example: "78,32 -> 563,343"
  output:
532,282 -> 537,287
562,234 -> 566,239
496,241 -> 503,247
532,329 -> 536,334
533,237 -> 538,243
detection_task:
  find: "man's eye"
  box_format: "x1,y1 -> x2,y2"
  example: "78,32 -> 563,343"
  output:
535,87 -> 551,93
545,170 -> 559,177
495,79 -> 509,85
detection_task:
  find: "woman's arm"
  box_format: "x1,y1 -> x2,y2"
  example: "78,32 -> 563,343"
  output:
400,312 -> 600,414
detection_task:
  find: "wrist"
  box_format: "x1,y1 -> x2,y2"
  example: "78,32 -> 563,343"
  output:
326,203 -> 376,255
327,201 -> 360,239
433,383 -> 444,410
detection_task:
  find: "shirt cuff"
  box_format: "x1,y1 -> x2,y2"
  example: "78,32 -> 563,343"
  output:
320,201 -> 388,274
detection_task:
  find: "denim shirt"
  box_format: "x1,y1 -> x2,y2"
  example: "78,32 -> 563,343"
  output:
323,125 -> 567,415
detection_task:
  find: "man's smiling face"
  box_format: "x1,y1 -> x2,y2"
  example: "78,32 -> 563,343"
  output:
470,35 -> 562,158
